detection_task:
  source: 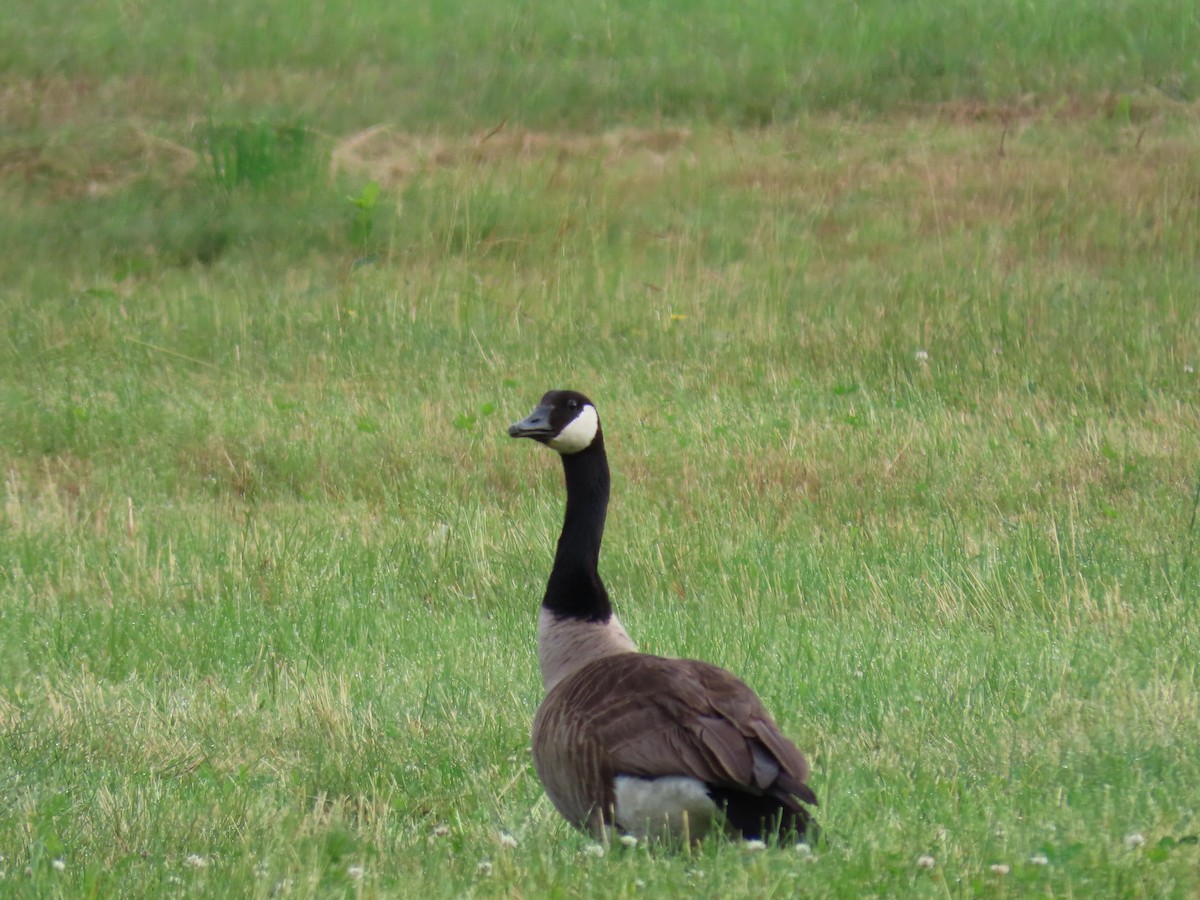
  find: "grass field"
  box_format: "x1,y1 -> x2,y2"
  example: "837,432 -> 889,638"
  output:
3,0 -> 1200,896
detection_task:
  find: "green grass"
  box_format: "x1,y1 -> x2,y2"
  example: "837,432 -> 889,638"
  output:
3,0 -> 1200,896
3,0 -> 1198,128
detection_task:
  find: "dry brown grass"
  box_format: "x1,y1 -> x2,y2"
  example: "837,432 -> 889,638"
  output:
329,122 -> 694,186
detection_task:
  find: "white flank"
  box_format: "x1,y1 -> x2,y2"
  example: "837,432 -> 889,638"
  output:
548,404 -> 599,454
613,775 -> 719,840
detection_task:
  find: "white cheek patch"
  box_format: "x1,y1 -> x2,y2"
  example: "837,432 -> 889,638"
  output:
548,404 -> 598,454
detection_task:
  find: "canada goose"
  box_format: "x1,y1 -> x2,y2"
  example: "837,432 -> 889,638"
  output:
508,389 -> 818,842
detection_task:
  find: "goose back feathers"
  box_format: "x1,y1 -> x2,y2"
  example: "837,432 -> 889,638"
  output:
533,653 -> 817,839
509,389 -> 817,842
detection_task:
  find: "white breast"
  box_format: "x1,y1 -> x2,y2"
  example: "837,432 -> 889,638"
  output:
613,776 -> 719,840
538,608 -> 636,691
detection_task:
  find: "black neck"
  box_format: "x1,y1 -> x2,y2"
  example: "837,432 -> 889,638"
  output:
542,435 -> 612,621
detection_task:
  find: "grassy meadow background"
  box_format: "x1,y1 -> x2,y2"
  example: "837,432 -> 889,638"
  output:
3,0 -> 1200,895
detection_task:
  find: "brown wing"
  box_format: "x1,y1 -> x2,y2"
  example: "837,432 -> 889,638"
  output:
532,653 -> 817,834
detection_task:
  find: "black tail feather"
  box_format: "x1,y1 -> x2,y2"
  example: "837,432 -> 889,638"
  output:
707,786 -> 817,843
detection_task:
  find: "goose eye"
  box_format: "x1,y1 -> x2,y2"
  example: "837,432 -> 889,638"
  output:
567,399 -> 579,410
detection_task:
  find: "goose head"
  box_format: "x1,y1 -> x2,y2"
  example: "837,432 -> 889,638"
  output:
508,390 -> 601,455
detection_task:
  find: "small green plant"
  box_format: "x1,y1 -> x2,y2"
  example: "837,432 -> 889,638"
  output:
1112,93 -> 1132,125
452,402 -> 496,432
199,121 -> 313,191
346,181 -> 382,248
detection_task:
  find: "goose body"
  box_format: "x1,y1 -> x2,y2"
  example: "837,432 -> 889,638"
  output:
509,390 -> 817,842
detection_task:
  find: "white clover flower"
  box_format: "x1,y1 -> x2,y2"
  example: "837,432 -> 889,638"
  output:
432,824 -> 451,837
743,839 -> 767,852
347,865 -> 364,880
582,843 -> 606,858
989,863 -> 1010,875
917,854 -> 936,869
1185,365 -> 1195,374
618,834 -> 638,848
498,832 -> 518,849
184,855 -> 208,868
52,859 -> 66,872
915,350 -> 929,362
794,843 -> 813,857
1029,853 -> 1049,865
476,860 -> 493,876
1124,832 -> 1146,849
